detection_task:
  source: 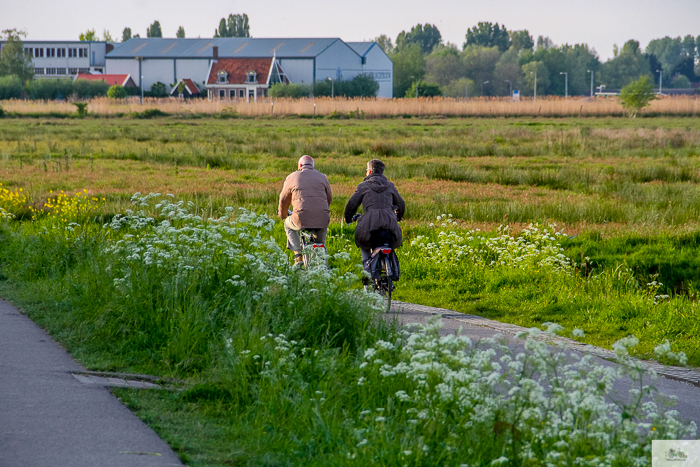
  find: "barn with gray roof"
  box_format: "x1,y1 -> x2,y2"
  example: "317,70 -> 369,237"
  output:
106,38 -> 393,98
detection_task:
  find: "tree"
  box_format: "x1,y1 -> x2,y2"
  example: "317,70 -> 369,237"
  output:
493,48 -> 522,96
672,74 -> 691,88
79,29 -> 99,41
107,84 -> 127,99
646,36 -> 685,74
619,76 -> 655,118
425,46 -> 463,87
215,14 -> 250,38
103,30 -> 113,42
0,29 -> 34,85
122,28 -> 132,42
521,61 -> 549,96
536,36 -> 554,51
601,40 -> 652,89
390,43 -> 426,98
464,22 -> 510,52
405,80 -> 441,98
441,78 -> 476,98
396,24 -> 442,54
214,18 -> 228,38
0,75 -> 23,99
671,57 -> 696,81
373,35 -> 393,54
176,26 -> 185,39
509,30 -> 534,51
147,21 -> 162,38
461,45 -> 501,95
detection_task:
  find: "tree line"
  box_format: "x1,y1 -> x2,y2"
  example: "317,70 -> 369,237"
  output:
376,22 -> 699,97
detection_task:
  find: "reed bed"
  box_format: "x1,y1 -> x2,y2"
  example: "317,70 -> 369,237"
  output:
2,95 -> 699,118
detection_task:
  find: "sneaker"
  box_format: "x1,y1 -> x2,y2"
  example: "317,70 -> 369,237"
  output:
294,254 -> 304,266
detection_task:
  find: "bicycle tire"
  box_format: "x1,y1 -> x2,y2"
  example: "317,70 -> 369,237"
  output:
382,258 -> 393,312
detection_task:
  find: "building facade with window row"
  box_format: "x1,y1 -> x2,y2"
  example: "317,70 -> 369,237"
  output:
0,41 -> 115,78
105,37 -> 393,98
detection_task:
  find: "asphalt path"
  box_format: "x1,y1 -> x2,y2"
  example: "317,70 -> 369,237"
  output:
385,301 -> 700,431
0,299 -> 183,467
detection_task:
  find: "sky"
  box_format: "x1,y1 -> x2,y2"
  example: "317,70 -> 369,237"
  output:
3,0 -> 699,61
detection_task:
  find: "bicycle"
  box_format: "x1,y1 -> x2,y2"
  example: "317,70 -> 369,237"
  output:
289,210 -> 327,268
351,214 -> 397,312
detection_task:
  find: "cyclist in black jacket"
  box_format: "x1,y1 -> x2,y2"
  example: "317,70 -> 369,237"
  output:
344,159 -> 405,263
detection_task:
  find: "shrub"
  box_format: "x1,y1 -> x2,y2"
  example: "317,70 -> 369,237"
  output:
620,76 -> 656,118
672,74 -> 691,89
149,81 -> 167,97
314,73 -> 380,98
133,108 -> 168,119
0,75 -> 23,100
268,83 -> 311,98
72,79 -> 109,99
405,80 -> 442,98
107,84 -> 127,99
73,102 -> 88,118
27,79 -> 73,100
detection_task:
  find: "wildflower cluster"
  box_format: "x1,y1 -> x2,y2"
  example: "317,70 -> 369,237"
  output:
0,183 -> 29,218
42,189 -> 105,224
411,220 -> 574,274
350,319 -> 696,465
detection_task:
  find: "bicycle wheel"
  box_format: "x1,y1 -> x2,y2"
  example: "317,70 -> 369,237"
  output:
380,258 -> 393,312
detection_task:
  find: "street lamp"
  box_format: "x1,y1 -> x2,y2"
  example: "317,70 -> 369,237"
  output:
135,56 -> 144,104
327,77 -> 334,98
505,80 -> 512,99
656,69 -> 663,95
587,70 -> 593,97
409,75 -> 419,98
559,72 -> 568,98
481,80 -> 489,96
530,71 -> 537,101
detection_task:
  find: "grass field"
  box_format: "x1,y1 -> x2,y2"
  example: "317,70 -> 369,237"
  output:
1,115 -> 699,465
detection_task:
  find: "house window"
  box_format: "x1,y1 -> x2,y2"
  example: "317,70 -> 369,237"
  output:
93,68 -> 103,73
68,68 -> 78,75
35,48 -> 44,58
239,89 -> 244,98
57,48 -> 66,58
35,68 -> 45,75
68,48 -> 77,58
57,68 -> 67,75
46,68 -> 56,75
217,71 -> 227,83
79,48 -> 88,58
219,89 -> 225,99
246,71 -> 257,83
47,48 -> 55,58
25,47 -> 32,56
229,89 -> 236,99
78,68 -> 90,74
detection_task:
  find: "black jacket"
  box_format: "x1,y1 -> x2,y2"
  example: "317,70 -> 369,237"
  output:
344,174 -> 405,250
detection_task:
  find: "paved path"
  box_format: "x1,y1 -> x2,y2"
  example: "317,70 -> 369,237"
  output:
0,300 -> 183,467
386,301 -> 700,428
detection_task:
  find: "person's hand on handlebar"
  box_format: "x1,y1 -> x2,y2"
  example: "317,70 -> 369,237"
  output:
350,213 -> 361,223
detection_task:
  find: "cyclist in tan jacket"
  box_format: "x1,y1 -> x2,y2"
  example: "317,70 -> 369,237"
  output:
278,155 -> 333,265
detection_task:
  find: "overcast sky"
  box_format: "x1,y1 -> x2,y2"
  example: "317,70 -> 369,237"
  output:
3,0 -> 698,61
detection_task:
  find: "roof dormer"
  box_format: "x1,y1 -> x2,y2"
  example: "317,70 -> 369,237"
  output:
217,70 -> 228,83
246,71 -> 257,83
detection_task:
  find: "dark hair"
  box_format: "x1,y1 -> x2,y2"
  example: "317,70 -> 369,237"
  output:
367,159 -> 385,175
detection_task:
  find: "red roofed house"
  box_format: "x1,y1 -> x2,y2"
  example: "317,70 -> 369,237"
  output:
205,53 -> 289,102
170,79 -> 202,98
74,74 -> 137,88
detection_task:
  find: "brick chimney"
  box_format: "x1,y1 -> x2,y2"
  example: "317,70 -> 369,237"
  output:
213,46 -> 219,60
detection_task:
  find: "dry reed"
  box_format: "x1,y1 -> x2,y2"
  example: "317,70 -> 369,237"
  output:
2,95 -> 699,118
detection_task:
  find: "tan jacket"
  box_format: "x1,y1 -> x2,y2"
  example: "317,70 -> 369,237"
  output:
278,166 -> 333,229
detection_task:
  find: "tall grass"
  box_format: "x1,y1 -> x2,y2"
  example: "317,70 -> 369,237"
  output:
2,95 -> 699,118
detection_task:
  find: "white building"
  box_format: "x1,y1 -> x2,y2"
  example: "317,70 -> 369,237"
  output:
0,41 -> 115,78
106,38 -> 393,98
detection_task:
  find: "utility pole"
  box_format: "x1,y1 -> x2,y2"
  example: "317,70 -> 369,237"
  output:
327,77 -> 334,98
530,72 -> 537,101
560,72 -> 568,98
587,70 -> 593,97
656,69 -> 663,95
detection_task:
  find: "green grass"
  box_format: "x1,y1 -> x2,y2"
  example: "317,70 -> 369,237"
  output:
1,116 -> 700,465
